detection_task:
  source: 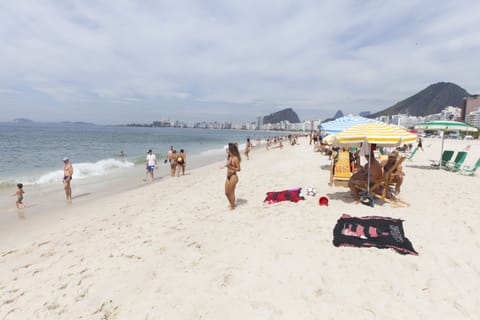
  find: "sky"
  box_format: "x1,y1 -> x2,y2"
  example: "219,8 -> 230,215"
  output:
1,0 -> 479,125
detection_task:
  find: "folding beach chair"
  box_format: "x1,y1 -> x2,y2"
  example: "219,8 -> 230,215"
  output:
444,151 -> 467,172
359,157 -> 408,207
329,151 -> 352,187
460,157 -> 480,176
430,150 -> 454,168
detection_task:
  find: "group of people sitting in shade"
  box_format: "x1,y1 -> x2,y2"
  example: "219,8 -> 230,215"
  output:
329,145 -> 405,204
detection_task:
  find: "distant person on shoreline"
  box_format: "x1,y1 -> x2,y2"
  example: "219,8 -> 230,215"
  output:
225,142 -> 241,210
144,149 -> 157,183
245,138 -> 252,160
63,157 -> 73,202
165,145 -> 173,164
417,137 -> 423,151
176,149 -> 186,176
169,150 -> 178,176
13,183 -> 25,209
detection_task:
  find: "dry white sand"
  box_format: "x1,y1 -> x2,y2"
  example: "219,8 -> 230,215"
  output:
1,136 -> 479,319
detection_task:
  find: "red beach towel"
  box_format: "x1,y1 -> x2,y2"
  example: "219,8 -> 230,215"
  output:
263,188 -> 305,205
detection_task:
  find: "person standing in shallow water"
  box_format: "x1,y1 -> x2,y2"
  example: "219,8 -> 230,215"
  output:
225,143 -> 241,210
14,183 -> 25,209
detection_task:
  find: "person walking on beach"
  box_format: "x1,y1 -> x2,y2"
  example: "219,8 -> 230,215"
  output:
144,149 -> 157,183
244,138 -> 252,160
417,137 -> 424,151
176,149 -> 186,176
225,142 -> 241,210
13,183 -> 25,209
169,150 -> 178,176
63,157 -> 73,202
165,145 -> 173,164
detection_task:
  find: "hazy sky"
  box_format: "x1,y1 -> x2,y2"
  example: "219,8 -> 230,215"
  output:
1,1 -> 479,124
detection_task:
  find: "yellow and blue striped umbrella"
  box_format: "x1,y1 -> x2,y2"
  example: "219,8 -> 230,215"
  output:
332,123 -> 417,146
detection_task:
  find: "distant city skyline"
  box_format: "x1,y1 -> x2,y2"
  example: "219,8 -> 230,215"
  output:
1,1 -> 480,124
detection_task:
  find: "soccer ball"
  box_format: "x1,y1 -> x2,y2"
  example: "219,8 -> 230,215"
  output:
306,187 -> 316,197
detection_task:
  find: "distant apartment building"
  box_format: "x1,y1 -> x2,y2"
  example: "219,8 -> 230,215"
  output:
256,116 -> 264,130
461,95 -> 480,121
465,109 -> 480,127
386,114 -> 424,128
377,115 -> 389,123
440,106 -> 462,121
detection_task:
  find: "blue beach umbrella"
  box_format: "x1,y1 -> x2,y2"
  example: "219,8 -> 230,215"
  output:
319,115 -> 382,135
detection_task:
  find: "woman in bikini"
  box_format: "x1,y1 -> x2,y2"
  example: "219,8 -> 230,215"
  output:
225,142 -> 241,210
244,138 -> 252,160
176,149 -> 186,176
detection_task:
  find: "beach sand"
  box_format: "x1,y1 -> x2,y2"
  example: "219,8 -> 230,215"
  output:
1,137 -> 479,319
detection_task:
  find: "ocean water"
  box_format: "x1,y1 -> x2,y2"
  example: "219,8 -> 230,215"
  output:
0,123 -> 281,221
0,122 -> 275,188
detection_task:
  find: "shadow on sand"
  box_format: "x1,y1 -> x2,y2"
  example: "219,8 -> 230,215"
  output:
325,191 -> 355,204
72,193 -> 91,200
405,164 -> 439,170
236,198 -> 248,207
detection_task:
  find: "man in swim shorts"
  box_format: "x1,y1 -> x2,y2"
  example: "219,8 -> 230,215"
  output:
145,149 -> 157,183
63,157 -> 73,202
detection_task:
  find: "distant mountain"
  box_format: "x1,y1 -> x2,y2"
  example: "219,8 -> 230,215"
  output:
12,118 -> 34,123
322,110 -> 344,123
263,108 -> 300,124
60,121 -> 95,125
370,82 -> 470,117
359,111 -> 371,117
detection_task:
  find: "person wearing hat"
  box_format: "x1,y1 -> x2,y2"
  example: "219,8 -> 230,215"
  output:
63,157 -> 73,202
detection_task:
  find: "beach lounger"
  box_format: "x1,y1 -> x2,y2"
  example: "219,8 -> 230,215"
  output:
444,151 -> 467,172
329,151 -> 352,187
406,146 -> 418,161
459,157 -> 480,176
430,150 -> 454,168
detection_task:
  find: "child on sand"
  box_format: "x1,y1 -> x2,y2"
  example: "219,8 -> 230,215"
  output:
14,183 -> 25,209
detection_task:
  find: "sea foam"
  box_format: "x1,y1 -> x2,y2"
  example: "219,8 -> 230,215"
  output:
35,158 -> 134,185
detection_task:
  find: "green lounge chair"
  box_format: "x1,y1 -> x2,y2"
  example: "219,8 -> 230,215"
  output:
444,151 -> 467,172
430,150 -> 454,168
460,157 -> 480,176
406,146 -> 418,161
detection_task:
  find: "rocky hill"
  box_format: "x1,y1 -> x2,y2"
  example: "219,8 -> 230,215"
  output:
322,110 -> 344,123
263,108 -> 300,124
370,82 -> 470,117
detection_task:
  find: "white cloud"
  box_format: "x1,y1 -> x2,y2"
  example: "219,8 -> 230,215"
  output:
1,0 -> 479,123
